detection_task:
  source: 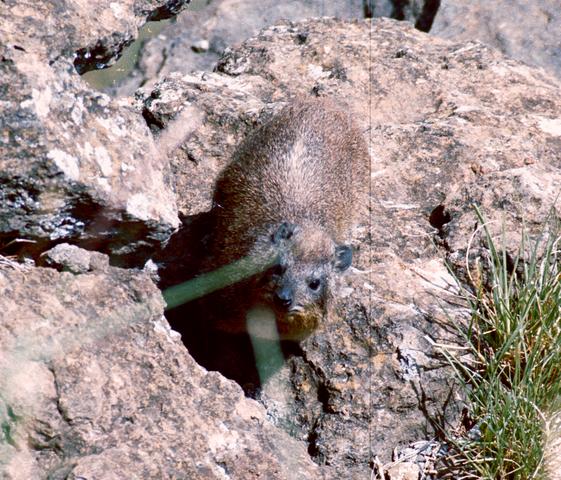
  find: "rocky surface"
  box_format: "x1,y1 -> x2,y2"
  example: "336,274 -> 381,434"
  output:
143,16 -> 561,476
0,1 -> 192,264
1,0 -> 190,74
545,410 -> 561,480
37,242 -> 110,274
432,0 -> 561,80
109,0 -> 440,96
111,0 -> 366,96
2,1 -> 561,479
0,255 -> 321,479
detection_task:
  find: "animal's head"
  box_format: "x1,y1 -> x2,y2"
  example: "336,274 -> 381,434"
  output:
255,221 -> 352,339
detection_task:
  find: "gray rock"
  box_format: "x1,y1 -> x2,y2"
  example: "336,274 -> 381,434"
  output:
38,243 -> 109,274
123,0 -> 366,95
545,409 -> 561,479
0,258 -> 322,479
3,1 -> 561,477
386,462 -> 421,480
0,1 -> 186,265
431,0 -> 561,80
0,0 -> 191,74
113,0 -> 441,97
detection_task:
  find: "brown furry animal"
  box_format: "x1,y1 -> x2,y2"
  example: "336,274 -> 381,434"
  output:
209,98 -> 369,340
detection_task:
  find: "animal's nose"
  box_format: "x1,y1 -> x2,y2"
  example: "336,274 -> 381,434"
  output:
275,286 -> 293,308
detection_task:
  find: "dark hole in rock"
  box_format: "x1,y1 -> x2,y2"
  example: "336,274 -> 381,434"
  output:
296,32 -> 309,45
306,427 -> 321,458
0,193 -> 165,268
0,236 -> 50,262
66,199 -> 162,268
156,212 -> 299,396
316,382 -> 331,413
147,0 -> 186,22
142,106 -> 166,132
429,204 -> 451,230
74,39 -> 131,76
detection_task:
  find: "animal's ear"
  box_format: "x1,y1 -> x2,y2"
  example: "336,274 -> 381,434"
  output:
334,245 -> 352,272
272,222 -> 296,244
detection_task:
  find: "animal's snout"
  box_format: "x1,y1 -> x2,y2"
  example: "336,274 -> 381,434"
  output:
274,286 -> 293,309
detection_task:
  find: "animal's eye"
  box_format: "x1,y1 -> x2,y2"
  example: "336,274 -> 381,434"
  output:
308,278 -> 321,291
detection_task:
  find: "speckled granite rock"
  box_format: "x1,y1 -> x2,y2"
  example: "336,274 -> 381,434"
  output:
37,243 -> 110,273
0,0 -> 191,74
3,1 -> 561,477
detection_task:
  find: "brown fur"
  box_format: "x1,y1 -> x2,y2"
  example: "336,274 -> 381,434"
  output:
209,98 -> 369,340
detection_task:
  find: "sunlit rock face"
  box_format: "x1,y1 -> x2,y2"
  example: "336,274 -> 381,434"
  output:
0,253 -> 321,479
2,0 -> 561,476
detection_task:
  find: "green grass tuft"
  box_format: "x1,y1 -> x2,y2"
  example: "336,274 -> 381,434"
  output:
441,206 -> 561,479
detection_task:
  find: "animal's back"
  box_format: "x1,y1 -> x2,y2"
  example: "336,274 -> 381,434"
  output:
212,98 -> 369,266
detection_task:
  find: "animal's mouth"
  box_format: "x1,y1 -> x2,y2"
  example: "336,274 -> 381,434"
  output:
287,305 -> 305,315
276,304 -> 320,342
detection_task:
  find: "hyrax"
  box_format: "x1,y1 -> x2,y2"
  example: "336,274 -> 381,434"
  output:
209,98 -> 369,340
